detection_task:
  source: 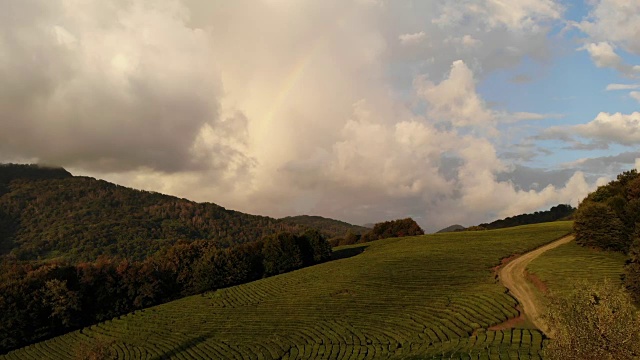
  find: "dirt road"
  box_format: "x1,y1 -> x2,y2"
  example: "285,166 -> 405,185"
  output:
499,235 -> 574,336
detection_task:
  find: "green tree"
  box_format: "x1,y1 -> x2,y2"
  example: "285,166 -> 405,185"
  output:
262,233 -> 303,276
543,280 -> 640,360
302,229 -> 332,263
574,202 -> 629,252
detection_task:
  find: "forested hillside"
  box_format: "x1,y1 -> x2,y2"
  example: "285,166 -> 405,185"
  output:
0,164 -> 358,263
279,215 -> 370,237
572,169 -> 640,302
470,204 -> 575,231
0,164 -> 351,353
0,229 -> 332,353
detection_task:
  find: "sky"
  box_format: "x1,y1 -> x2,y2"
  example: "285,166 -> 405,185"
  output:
1,0 -> 640,231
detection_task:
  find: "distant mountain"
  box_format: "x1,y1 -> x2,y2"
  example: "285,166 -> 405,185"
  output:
279,215 -> 370,238
362,223 -> 375,229
0,164 -> 363,263
436,224 -> 466,233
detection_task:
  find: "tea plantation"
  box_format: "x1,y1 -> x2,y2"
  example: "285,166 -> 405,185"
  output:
2,222 -> 573,359
527,240 -> 628,295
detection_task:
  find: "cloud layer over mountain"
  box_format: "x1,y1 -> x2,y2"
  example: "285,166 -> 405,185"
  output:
1,0 -> 638,230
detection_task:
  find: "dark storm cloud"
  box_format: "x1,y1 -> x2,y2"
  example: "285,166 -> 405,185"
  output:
0,1 -> 251,175
496,165 -> 577,191
565,151 -> 640,175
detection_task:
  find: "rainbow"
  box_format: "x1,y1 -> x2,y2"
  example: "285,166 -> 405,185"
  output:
264,36 -> 327,123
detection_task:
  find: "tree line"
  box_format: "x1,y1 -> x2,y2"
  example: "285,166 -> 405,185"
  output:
0,230 -> 331,354
467,204 -> 575,231
572,169 -> 640,302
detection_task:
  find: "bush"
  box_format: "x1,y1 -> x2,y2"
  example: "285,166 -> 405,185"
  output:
625,232 -> 640,303
543,280 -> 640,360
74,338 -> 116,360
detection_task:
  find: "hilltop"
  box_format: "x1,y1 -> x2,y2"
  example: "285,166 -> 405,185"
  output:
278,215 -> 370,237
0,164 -> 363,263
436,224 -> 466,233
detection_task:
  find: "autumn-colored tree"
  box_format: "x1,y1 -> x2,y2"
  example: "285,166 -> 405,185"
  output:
74,338 -> 116,360
625,231 -> 640,303
39,279 -> 80,327
342,231 -> 360,245
358,218 -> 424,243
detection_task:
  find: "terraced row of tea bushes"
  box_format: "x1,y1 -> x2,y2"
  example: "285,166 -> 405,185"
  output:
527,240 -> 627,295
3,222 -> 573,359
2,328 -> 545,360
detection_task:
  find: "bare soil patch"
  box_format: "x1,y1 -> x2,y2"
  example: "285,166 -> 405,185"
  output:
525,271 -> 549,294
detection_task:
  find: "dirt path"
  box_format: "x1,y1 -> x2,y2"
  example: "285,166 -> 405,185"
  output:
499,235 -> 574,336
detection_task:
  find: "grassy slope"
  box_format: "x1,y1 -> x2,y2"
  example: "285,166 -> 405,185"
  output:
527,240 -> 627,295
2,222 -> 573,360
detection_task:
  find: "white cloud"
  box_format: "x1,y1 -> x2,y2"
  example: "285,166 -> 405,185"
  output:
577,1 -> 640,77
445,35 -> 482,50
580,42 -> 622,69
461,35 -> 482,48
575,112 -> 640,145
545,112 -> 640,146
578,0 -> 640,54
482,0 -> 563,31
399,31 -> 427,46
631,91 -> 640,102
415,60 -> 495,129
389,0 -> 561,80
582,42 -> 620,68
580,42 -> 639,76
504,112 -> 564,122
433,0 -> 563,31
606,83 -> 640,91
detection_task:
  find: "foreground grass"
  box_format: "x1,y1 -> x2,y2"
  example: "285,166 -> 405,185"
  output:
527,240 -> 627,295
3,222 -> 573,360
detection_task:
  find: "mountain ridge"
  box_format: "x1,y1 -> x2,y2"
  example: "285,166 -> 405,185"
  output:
0,164 -> 365,263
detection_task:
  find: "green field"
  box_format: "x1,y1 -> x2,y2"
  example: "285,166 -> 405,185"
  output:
527,240 -> 628,295
2,222 -> 573,360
